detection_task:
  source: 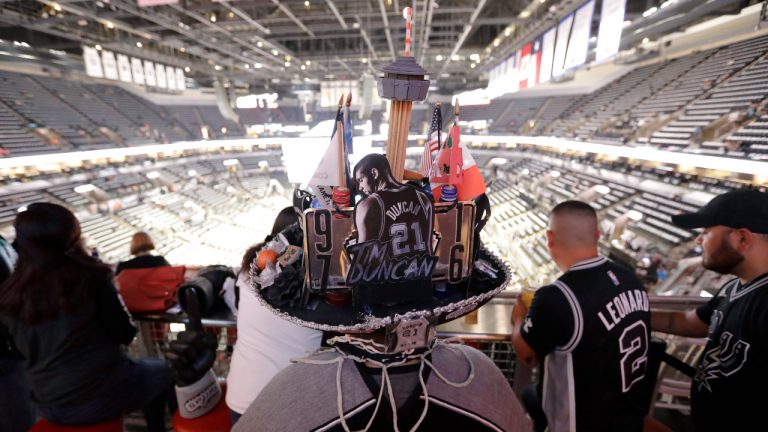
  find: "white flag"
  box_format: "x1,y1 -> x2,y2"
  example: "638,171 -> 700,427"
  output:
308,112 -> 344,209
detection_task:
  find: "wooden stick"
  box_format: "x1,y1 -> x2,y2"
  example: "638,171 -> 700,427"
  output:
403,169 -> 423,181
337,93 -> 345,187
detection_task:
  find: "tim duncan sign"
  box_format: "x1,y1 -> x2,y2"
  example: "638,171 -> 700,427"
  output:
303,154 -> 476,305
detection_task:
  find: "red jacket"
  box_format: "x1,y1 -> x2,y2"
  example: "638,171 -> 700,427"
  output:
116,266 -> 186,313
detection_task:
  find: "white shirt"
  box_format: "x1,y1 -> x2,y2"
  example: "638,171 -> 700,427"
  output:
226,271 -> 323,414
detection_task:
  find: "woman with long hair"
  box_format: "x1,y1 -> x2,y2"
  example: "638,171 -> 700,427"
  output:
0,203 -> 175,431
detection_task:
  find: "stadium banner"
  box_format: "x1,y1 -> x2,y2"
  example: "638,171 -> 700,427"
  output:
531,36 -> 543,86
82,46 -> 104,78
175,68 -> 186,91
131,58 -> 145,85
116,54 -> 133,83
564,0 -> 596,70
596,0 -> 627,62
166,65 -> 177,90
539,27 -> 556,83
507,53 -> 519,94
143,60 -> 157,87
101,50 -> 119,81
519,43 -> 532,90
552,13 -> 573,77
155,63 -> 167,88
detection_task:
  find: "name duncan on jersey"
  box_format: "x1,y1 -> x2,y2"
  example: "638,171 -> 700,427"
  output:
385,201 -> 423,221
597,289 -> 649,331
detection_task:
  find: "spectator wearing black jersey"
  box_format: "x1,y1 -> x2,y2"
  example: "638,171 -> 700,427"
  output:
0,203 -> 175,431
651,190 -> 768,432
511,201 -> 652,432
115,231 -> 169,275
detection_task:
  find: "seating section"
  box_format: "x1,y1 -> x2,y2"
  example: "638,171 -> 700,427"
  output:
0,70 -> 108,151
529,95 -> 581,135
0,98 -> 54,155
0,150 -> 288,266
3,34 -> 768,160
651,37 -> 768,148
547,62 -> 667,139
196,105 -> 244,139
627,50 -> 713,122
31,76 -> 137,144
491,97 -> 546,133
727,113 -> 768,159
87,84 -> 191,143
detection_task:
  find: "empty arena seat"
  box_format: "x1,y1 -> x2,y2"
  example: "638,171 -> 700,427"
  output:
30,418 -> 122,432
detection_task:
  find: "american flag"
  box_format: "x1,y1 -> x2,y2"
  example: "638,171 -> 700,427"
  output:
420,105 -> 442,177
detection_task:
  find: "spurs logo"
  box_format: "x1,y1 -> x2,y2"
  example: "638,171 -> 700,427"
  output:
696,331 -> 750,392
523,317 -> 533,333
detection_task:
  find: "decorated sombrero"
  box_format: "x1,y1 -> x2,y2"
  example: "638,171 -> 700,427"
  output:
247,153 -> 510,334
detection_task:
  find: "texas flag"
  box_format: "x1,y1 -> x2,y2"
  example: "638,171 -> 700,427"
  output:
430,117 -> 487,201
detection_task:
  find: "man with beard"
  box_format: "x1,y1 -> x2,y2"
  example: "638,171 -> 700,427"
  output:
651,189 -> 768,432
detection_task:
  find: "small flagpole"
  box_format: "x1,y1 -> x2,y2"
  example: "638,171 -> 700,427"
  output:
404,6 -> 413,57
436,102 -> 442,152
337,94 -> 345,188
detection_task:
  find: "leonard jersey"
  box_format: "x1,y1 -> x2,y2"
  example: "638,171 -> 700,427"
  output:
520,256 -> 651,432
691,272 -> 768,432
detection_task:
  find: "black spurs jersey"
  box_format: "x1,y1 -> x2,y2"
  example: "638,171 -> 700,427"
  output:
520,256 -> 651,432
691,272 -> 768,432
369,186 -> 433,259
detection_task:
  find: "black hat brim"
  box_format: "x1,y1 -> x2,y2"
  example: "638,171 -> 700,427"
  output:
252,245 -> 510,333
671,211 -> 715,229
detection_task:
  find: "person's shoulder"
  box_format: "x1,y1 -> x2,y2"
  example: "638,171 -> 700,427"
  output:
357,195 -> 383,216
432,343 -> 502,380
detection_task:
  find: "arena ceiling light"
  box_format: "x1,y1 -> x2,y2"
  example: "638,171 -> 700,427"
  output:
491,157 -> 508,166
594,185 -> 611,195
74,184 -> 96,193
146,171 -> 160,179
222,159 -> 240,166
627,210 -> 644,222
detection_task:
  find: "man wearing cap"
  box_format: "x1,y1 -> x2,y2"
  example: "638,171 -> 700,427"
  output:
651,189 -> 768,432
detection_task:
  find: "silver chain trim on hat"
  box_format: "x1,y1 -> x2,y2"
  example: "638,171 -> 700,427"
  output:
248,245 -> 512,332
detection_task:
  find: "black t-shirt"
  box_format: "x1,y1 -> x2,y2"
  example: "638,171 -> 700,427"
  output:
521,256 -> 651,432
692,272 -> 768,432
0,235 -> 19,359
115,254 -> 169,275
0,278 -> 137,406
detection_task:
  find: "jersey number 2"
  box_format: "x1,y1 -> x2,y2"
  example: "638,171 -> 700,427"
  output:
619,321 -> 648,393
